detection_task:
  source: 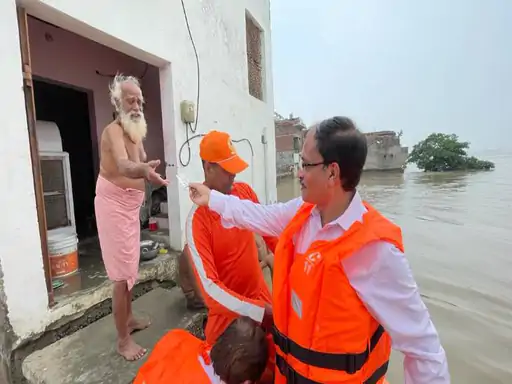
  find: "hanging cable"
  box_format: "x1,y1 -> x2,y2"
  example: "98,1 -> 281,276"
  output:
179,0 -> 256,180
180,0 -> 200,134
178,126 -> 255,169
179,123 -> 204,167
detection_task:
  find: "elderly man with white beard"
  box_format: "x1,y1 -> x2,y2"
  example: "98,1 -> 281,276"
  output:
94,74 -> 168,361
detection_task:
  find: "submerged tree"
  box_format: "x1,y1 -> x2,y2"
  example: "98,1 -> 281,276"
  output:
407,133 -> 495,172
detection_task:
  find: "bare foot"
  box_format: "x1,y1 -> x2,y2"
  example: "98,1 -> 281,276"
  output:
128,316 -> 151,334
117,337 -> 147,361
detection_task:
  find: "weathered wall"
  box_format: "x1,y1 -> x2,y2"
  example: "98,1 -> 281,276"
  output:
1,0 -> 50,349
364,133 -> 409,171
0,264 -> 14,384
276,151 -> 296,176
365,145 -> 408,171
3,0 -> 276,344
275,119 -> 304,176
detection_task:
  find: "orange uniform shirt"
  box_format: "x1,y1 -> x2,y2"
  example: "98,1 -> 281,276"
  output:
185,182 -> 277,344
133,329 -> 216,384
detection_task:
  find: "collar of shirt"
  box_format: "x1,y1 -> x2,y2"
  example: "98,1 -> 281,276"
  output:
310,191 -> 367,231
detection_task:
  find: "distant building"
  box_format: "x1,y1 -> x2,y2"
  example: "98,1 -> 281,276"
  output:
276,113 -> 408,174
307,121 -> 408,172
364,131 -> 408,171
275,112 -> 306,177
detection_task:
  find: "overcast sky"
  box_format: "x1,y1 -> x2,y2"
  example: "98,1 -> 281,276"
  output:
271,0 -> 512,151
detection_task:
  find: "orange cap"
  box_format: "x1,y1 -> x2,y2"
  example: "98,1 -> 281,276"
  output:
199,130 -> 248,174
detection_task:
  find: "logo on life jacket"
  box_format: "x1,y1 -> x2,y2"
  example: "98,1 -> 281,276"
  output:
304,252 -> 322,275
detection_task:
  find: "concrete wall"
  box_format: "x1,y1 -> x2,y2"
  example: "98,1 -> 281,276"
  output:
28,17 -> 165,174
2,0 -> 276,344
276,151 -> 296,176
0,264 -> 14,383
275,121 -> 304,176
365,145 -> 408,171
1,0 -> 50,349
364,134 -> 409,171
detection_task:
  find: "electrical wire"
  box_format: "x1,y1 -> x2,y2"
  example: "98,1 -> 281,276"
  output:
179,0 -> 256,175
180,0 -> 200,135
178,0 -> 201,167
232,138 -> 254,157
95,63 -> 149,80
178,128 -> 255,169
178,123 -> 204,167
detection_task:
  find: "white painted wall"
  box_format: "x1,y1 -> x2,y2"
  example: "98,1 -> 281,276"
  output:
4,0 -> 276,342
2,0 -> 51,342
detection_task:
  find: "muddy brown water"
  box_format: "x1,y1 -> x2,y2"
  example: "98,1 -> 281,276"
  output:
276,153 -> 512,384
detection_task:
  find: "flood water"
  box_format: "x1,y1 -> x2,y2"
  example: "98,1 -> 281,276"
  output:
276,153 -> 512,384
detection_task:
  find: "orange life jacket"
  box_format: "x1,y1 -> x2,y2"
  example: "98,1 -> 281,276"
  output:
133,329 -> 219,384
272,202 -> 404,383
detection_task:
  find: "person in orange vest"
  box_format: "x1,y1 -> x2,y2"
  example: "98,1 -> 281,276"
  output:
184,130 -> 278,382
134,316 -> 270,384
188,117 -> 450,383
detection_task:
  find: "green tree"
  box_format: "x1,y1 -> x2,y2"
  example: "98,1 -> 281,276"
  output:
407,133 -> 495,172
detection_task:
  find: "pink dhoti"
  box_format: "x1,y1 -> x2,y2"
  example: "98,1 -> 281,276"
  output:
94,175 -> 145,291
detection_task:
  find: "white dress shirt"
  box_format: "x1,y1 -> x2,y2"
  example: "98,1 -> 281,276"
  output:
208,190 -> 450,384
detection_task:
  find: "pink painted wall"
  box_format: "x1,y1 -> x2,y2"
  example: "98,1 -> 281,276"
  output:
28,17 -> 166,173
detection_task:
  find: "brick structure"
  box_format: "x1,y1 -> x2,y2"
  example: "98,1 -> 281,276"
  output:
275,113 -> 306,176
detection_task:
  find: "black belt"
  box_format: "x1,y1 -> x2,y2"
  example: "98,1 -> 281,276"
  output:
272,325 -> 385,374
276,354 -> 389,384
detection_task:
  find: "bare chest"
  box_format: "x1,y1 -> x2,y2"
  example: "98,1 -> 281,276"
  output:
123,136 -> 141,163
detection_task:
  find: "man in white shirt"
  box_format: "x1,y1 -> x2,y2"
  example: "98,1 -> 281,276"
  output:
188,116 -> 450,383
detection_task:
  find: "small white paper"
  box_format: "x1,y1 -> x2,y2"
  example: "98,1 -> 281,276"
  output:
176,174 -> 190,189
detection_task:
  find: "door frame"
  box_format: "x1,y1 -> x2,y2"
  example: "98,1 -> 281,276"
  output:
17,7 -> 54,307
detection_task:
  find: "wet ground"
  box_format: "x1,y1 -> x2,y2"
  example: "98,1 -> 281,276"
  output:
52,237 -> 106,300
52,229 -> 172,301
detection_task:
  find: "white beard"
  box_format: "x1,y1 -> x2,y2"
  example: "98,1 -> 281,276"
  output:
119,111 -> 147,143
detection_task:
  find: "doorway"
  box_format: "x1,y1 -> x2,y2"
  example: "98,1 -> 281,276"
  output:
33,79 -> 97,240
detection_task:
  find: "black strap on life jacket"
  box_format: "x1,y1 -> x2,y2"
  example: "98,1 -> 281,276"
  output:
276,354 -> 389,384
272,324 -> 385,374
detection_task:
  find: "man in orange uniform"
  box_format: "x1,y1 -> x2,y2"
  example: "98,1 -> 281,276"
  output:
185,130 -> 277,382
188,117 -> 450,384
134,316 -> 269,384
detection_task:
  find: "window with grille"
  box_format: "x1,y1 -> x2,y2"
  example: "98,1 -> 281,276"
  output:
246,13 -> 265,101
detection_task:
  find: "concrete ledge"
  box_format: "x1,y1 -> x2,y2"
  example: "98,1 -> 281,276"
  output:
22,287 -> 206,384
41,252 -> 180,337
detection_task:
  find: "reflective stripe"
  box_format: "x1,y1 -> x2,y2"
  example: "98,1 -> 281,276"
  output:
186,205 -> 265,322
198,353 -> 221,383
272,325 -> 385,374
276,355 -> 389,384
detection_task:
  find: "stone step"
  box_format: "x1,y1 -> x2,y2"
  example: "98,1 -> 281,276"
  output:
22,287 -> 206,384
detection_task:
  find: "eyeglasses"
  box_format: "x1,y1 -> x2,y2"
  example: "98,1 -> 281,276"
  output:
299,158 -> 328,169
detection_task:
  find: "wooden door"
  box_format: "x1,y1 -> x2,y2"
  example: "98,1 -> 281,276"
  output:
17,7 -> 54,306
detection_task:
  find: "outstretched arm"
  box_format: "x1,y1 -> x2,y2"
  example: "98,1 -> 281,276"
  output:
209,189 -> 302,237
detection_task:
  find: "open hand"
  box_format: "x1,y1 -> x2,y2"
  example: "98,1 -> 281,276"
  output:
145,160 -> 169,186
189,183 -> 211,206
